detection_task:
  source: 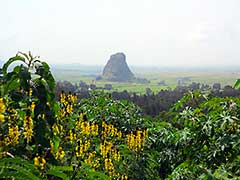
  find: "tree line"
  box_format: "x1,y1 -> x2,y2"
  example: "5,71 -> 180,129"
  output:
56,81 -> 240,116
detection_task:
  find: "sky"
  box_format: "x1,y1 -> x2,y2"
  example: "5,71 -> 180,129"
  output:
0,0 -> 240,67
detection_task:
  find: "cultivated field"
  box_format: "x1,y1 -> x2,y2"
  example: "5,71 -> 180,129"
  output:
52,65 -> 240,94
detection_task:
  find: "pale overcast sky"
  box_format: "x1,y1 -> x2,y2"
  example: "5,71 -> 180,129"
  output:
1,0 -> 240,66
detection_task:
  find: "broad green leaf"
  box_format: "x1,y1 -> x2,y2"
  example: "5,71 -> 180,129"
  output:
2,55 -> 25,75
234,79 -> 240,90
53,135 -> 60,151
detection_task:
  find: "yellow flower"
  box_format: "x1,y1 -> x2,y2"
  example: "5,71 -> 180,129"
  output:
76,141 -> 84,157
60,92 -> 66,103
93,158 -> 100,168
34,155 -> 46,169
126,129 -> 147,152
29,102 -> 35,112
29,88 -> 33,97
83,140 -> 91,152
143,129 -> 148,138
84,151 -> 97,166
23,115 -> 33,143
90,122 -> 98,135
84,122 -> 90,135
56,147 -> 65,159
69,129 -> 76,143
50,140 -> 54,154
104,158 -> 114,171
0,114 -> 4,123
117,131 -> 122,138
60,108 -> 66,117
121,174 -> 128,180
110,125 -> 115,136
66,104 -> 73,114
8,125 -> 19,145
0,98 -> 6,113
52,123 -> 60,135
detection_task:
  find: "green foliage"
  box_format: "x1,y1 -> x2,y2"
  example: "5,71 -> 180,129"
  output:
0,157 -> 43,180
148,93 -> 240,179
234,79 -> 240,90
1,52 -> 57,154
78,91 -> 146,133
1,52 -> 240,180
46,165 -> 73,180
1,52 -> 149,180
74,163 -> 110,180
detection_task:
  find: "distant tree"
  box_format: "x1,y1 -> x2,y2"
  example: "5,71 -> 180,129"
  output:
200,84 -> 210,91
96,75 -> 102,81
104,84 -> 113,90
189,82 -> 200,90
56,81 -> 77,96
145,88 -> 153,96
90,84 -> 97,90
212,83 -> 221,91
158,80 -> 166,86
135,77 -> 150,84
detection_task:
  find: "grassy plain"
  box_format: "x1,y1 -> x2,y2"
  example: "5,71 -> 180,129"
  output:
51,65 -> 240,94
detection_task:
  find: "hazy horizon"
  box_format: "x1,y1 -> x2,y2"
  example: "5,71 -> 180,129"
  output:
1,0 -> 240,67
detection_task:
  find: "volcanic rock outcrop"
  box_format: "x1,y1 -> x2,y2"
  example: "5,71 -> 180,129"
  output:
102,53 -> 134,82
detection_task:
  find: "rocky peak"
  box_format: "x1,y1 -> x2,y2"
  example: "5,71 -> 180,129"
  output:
102,52 -> 134,82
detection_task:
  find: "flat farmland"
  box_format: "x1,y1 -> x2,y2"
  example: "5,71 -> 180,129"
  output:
52,65 -> 240,94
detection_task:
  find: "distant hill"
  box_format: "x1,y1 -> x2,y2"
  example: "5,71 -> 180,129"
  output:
51,64 -> 102,74
102,52 -> 134,82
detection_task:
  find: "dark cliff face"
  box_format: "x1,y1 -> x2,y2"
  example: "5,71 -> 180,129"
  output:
102,53 -> 134,82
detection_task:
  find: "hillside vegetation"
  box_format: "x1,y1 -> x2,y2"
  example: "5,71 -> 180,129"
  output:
0,52 -> 240,180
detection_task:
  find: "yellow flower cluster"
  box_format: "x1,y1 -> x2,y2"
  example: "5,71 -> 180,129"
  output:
108,170 -> 128,180
127,129 -> 148,152
90,121 -> 126,178
4,108 -> 19,145
73,117 -> 127,179
50,140 -> 65,160
84,151 -> 100,168
34,155 -> 46,169
75,113 -> 98,136
98,121 -> 130,179
100,140 -> 120,161
60,91 -> 77,104
120,174 -> 128,180
105,160 -> 129,179
0,114 -> 4,123
23,115 -> 34,143
29,102 -> 35,112
0,98 -> 6,123
101,121 -> 122,139
104,158 -> 114,171
9,125 -> 19,140
109,172 -> 128,180
55,147 -> 65,159
69,129 -> 77,143
76,121 -> 99,136
6,124 -> 19,145
75,138 -> 91,158
52,123 -> 63,135
60,92 -> 77,117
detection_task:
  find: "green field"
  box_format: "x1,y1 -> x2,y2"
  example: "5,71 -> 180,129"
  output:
52,65 -> 240,94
